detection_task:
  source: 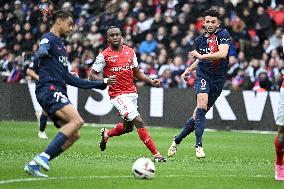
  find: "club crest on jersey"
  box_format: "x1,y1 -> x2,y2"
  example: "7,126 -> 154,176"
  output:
208,38 -> 215,43
107,55 -> 119,63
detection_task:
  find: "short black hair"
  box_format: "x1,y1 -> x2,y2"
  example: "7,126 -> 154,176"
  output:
51,10 -> 73,25
203,9 -> 220,19
106,25 -> 120,32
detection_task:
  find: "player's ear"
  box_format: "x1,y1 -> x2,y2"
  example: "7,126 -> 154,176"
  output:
56,18 -> 62,25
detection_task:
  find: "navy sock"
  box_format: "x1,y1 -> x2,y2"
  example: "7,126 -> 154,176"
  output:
44,132 -> 68,160
39,114 -> 48,132
195,108 -> 206,147
175,117 -> 195,144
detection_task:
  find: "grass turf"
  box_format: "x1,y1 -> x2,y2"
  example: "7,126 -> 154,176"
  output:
0,121 -> 283,189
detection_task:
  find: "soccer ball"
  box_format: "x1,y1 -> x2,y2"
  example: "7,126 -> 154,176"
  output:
132,158 -> 155,179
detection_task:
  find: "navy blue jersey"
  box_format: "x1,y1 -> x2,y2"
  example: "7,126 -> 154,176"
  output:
195,28 -> 231,79
35,32 -> 106,95
36,32 -> 69,93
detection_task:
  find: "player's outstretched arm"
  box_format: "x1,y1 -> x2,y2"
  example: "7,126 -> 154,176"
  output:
133,67 -> 160,87
190,44 -> 229,61
26,68 -> 39,80
66,72 -> 107,90
88,70 -> 116,85
181,59 -> 199,81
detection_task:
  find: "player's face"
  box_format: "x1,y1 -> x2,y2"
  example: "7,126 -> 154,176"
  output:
203,16 -> 220,34
60,16 -> 74,38
107,28 -> 122,48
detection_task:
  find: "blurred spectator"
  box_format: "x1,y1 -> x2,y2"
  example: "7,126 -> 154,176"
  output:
138,33 -> 157,54
0,0 -> 282,92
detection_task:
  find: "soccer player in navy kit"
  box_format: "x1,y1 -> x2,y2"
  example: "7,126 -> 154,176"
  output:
168,9 -> 231,158
26,57 -> 49,139
24,10 -> 115,177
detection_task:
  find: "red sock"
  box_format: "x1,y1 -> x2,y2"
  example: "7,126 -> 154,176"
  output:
275,135 -> 284,165
107,123 -> 125,137
137,128 -> 159,155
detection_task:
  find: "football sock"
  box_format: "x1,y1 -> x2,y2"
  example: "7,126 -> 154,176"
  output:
195,108 -> 206,147
40,152 -> 50,160
137,128 -> 159,155
39,113 -> 48,132
175,117 -> 195,144
274,135 -> 284,165
44,132 -> 68,160
107,122 -> 125,137
29,160 -> 37,166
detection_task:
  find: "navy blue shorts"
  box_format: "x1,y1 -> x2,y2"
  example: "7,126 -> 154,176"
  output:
194,75 -> 225,108
36,85 -> 71,127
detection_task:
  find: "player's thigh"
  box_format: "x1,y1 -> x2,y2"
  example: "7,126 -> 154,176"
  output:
207,80 -> 224,108
196,93 -> 208,109
276,91 -> 284,127
55,104 -> 84,125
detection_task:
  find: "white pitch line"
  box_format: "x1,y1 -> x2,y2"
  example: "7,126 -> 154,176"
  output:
0,174 -> 271,185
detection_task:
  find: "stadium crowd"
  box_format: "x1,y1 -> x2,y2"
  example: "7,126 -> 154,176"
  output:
0,0 -> 283,91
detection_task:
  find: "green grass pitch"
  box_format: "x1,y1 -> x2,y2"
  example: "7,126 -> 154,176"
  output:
0,121 -> 283,189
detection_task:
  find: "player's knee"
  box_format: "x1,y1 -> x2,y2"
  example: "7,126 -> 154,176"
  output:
278,127 -> 284,143
73,132 -> 80,141
197,104 -> 207,110
73,118 -> 84,128
125,126 -> 134,133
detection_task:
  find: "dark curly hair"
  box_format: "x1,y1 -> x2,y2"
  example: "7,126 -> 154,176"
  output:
203,9 -> 220,20
51,10 -> 73,25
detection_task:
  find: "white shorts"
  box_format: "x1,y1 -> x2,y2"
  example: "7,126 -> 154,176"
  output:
276,89 -> 284,126
111,93 -> 140,121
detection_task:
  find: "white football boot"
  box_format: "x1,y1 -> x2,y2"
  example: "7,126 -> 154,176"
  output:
195,146 -> 205,158
168,139 -> 179,157
38,131 -> 48,139
24,163 -> 48,178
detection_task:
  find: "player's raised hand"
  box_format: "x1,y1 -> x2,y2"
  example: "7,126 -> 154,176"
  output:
189,50 -> 203,59
151,79 -> 161,88
107,75 -> 116,85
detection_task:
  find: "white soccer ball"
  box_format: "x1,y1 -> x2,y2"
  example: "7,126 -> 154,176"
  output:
132,158 -> 155,179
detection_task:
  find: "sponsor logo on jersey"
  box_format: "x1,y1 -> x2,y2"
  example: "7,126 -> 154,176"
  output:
110,63 -> 134,72
58,56 -> 68,66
